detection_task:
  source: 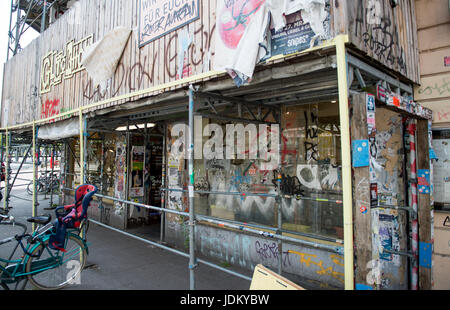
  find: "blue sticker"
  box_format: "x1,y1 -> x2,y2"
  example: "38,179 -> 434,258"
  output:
356,283 -> 373,290
418,169 -> 430,194
419,242 -> 432,268
430,148 -> 438,160
352,140 -> 370,168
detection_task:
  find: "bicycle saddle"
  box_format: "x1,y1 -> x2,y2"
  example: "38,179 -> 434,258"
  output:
27,215 -> 52,225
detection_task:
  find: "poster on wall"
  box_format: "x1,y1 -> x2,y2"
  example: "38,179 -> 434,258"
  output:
114,139 -> 127,216
270,18 -> 316,57
432,139 -> 450,203
138,0 -> 200,47
130,146 -> 145,197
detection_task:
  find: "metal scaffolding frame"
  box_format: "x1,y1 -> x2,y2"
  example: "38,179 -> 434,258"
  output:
0,133 -> 64,238
6,0 -> 72,59
16,34 -> 435,291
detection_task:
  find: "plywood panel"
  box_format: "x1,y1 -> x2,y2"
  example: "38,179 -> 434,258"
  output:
347,0 -> 420,83
433,254 -> 450,289
434,211 -> 450,255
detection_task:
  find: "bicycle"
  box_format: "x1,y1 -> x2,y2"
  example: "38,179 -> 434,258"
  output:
0,213 -> 87,290
26,172 -> 60,195
0,184 -> 98,290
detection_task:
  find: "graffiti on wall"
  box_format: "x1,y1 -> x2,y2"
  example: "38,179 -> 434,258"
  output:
417,76 -> 450,98
40,99 -> 60,120
114,138 -> 127,216
354,0 -> 407,75
82,24 -> 215,102
194,225 -> 345,287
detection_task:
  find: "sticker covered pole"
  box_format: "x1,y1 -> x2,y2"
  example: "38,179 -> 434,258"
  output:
407,120 -> 419,290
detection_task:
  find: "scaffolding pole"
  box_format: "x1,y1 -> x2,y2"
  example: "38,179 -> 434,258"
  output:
336,34 -> 354,290
188,86 -> 196,290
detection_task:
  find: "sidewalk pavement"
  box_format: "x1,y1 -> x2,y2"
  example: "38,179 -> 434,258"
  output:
1,162 -> 251,290
64,221 -> 251,290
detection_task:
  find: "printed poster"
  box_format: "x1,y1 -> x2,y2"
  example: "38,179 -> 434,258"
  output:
270,19 -> 315,57
130,146 -> 145,197
432,139 -> 450,203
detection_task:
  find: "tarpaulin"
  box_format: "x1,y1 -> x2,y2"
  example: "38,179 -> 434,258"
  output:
214,0 -> 270,87
38,119 -> 80,141
81,27 -> 132,87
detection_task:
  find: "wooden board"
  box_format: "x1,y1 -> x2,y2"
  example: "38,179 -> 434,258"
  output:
249,264 -> 305,290
346,0 -> 420,83
350,92 -> 373,288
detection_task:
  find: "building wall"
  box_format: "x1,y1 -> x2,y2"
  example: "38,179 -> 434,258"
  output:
1,0 -> 421,128
414,0 -> 450,127
414,0 -> 450,290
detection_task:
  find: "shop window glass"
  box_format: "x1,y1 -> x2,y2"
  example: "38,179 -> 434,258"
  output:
280,103 -> 343,239
166,101 -> 344,240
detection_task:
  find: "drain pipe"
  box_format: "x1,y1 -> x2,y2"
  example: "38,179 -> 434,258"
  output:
335,35 -> 354,290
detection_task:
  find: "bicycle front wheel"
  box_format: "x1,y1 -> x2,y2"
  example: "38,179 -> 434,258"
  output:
25,234 -> 87,290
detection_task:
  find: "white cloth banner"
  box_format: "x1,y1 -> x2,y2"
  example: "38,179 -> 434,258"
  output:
214,0 -> 270,86
81,27 -> 132,87
37,119 -> 80,141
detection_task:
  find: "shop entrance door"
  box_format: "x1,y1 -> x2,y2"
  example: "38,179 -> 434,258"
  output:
372,107 -> 409,290
126,124 -> 164,241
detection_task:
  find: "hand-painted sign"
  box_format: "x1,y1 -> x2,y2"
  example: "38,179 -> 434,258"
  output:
40,35 -> 94,94
139,0 -> 200,47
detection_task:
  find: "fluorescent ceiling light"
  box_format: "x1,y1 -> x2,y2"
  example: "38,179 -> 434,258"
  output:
115,123 -> 156,131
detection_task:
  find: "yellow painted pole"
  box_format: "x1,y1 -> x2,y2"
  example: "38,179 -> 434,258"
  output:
3,129 -> 9,211
32,122 -> 37,232
335,34 -> 354,290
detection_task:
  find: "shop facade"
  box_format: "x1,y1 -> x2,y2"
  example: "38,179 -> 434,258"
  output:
1,0 -> 435,290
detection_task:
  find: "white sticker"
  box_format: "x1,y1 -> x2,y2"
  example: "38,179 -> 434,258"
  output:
188,185 -> 194,198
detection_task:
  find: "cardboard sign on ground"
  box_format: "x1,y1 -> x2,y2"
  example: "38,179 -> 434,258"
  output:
249,264 -> 305,290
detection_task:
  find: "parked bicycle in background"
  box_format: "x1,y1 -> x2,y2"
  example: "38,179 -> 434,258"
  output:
26,171 -> 60,196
